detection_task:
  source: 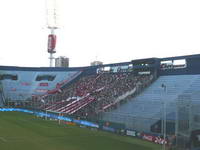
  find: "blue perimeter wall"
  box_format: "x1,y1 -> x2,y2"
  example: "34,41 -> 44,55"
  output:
0,108 -> 99,128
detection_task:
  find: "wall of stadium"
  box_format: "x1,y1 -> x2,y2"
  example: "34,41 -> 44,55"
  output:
1,53 -> 200,102
0,67 -> 83,101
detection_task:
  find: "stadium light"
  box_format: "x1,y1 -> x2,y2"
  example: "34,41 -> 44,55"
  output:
161,84 -> 167,150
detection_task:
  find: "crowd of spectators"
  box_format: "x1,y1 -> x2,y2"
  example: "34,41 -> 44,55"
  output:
35,71 -> 154,117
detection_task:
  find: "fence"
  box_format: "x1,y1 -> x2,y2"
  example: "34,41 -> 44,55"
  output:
176,94 -> 200,149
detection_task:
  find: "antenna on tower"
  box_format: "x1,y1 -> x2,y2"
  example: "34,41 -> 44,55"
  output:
46,0 -> 59,67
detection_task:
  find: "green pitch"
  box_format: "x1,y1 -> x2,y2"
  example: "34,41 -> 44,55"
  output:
0,112 -> 161,150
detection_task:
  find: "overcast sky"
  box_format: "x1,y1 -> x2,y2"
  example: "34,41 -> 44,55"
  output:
0,0 -> 200,67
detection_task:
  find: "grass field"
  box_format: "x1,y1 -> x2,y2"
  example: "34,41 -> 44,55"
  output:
0,112 -> 161,150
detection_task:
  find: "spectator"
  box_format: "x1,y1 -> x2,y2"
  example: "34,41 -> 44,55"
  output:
35,71 -> 154,117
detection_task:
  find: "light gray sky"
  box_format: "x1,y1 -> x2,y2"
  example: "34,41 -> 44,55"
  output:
0,0 -> 200,67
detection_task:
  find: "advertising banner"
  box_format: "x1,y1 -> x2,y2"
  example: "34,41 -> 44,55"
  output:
141,133 -> 167,145
48,34 -> 56,53
102,126 -> 115,132
39,83 -> 49,87
126,130 -> 137,137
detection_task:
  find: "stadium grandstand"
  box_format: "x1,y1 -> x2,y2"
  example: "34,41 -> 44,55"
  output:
0,54 -> 200,150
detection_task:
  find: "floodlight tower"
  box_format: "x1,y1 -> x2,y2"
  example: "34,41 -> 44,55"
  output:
46,0 -> 59,67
